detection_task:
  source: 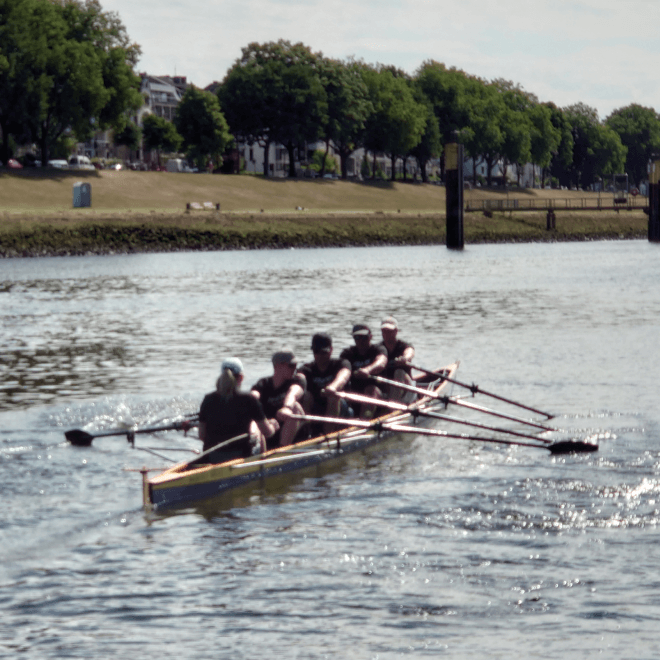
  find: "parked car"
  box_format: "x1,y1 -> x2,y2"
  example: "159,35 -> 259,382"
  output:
48,160 -> 68,169
68,155 -> 94,170
6,158 -> 23,169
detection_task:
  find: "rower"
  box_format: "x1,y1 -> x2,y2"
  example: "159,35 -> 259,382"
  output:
378,315 -> 416,403
198,357 -> 279,462
250,349 -> 306,448
299,332 -> 352,434
340,324 -> 388,418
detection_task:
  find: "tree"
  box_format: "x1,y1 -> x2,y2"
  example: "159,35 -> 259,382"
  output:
218,40 -> 327,177
0,0 -> 57,164
528,103 -> 561,187
174,86 -> 232,170
362,65 -> 426,181
113,120 -> 141,151
564,104 -> 627,188
606,104 -> 660,186
414,61 -> 474,143
489,81 -> 536,187
0,0 -> 142,165
142,114 -> 181,167
462,82 -> 503,187
318,58 -> 371,179
546,103 -> 574,188
409,101 -> 441,182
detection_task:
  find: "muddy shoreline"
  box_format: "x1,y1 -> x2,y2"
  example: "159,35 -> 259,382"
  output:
0,211 -> 649,258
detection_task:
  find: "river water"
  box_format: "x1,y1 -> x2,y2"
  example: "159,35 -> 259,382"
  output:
1,240 -> 659,658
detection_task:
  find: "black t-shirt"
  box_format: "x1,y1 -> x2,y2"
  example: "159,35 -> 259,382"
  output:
199,391 -> 266,456
299,358 -> 351,403
339,343 -> 388,392
251,373 -> 306,418
378,338 -> 413,378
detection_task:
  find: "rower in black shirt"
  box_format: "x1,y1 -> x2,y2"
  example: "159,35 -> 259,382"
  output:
299,332 -> 352,434
378,315 -> 416,403
340,324 -> 387,418
251,349 -> 306,449
199,357 -> 279,462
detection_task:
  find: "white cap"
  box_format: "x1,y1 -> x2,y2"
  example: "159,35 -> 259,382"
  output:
221,357 -> 244,376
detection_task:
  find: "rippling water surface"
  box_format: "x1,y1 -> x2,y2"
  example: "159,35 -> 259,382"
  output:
1,241 -> 659,658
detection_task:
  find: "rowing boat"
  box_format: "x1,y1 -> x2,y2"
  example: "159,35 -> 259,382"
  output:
144,361 -> 460,510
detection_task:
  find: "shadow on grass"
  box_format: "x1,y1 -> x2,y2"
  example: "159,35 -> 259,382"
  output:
241,174 -> 396,190
0,168 -> 100,181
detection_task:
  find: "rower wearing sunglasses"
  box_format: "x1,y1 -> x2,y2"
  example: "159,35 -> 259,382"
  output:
250,349 -> 306,448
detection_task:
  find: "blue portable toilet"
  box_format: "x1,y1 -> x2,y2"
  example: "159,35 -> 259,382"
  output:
73,182 -> 91,207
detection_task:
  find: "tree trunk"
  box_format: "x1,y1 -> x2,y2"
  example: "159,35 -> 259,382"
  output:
286,141 -> 296,177
372,152 -> 377,180
485,156 -> 494,187
340,149 -> 349,179
320,139 -> 330,178
0,120 -> 10,166
390,154 -> 396,181
262,138 -> 270,176
417,157 -> 428,183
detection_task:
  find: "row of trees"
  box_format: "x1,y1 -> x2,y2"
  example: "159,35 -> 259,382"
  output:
213,41 -> 660,187
3,5 -> 660,188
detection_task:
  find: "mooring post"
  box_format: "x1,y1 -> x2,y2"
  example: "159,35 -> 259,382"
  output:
649,159 -> 660,242
445,139 -> 464,250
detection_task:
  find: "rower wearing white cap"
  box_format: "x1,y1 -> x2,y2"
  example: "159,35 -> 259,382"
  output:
198,357 -> 279,462
378,316 -> 416,402
251,349 -> 306,448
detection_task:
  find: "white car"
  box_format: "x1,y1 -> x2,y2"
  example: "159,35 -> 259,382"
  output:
48,160 -> 68,169
68,155 -> 95,170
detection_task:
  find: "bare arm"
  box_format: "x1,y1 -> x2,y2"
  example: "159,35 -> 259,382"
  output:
257,417 -> 279,439
394,346 -> 415,365
323,367 -> 351,395
282,383 -> 304,409
356,354 -> 388,378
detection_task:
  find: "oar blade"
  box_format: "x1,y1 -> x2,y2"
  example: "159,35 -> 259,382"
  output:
548,440 -> 599,455
65,429 -> 95,446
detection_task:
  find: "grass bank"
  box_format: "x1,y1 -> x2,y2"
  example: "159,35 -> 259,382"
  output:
0,169 -> 649,257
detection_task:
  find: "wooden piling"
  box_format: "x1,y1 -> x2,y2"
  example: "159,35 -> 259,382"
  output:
649,160 -> 660,242
445,141 -> 464,250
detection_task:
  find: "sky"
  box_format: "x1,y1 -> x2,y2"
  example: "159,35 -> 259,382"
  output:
102,0 -> 660,120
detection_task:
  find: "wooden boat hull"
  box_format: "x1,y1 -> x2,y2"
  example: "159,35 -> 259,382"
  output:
146,362 -> 459,510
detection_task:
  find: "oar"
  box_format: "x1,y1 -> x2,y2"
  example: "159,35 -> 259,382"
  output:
409,363 -> 555,419
291,414 -> 374,429
365,376 -> 557,432
181,433 -> 250,468
384,423 -> 598,455
291,413 -> 597,454
339,393 -> 554,444
65,418 -> 198,447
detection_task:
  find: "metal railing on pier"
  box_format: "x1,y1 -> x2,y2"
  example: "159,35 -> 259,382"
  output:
465,196 -> 649,213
